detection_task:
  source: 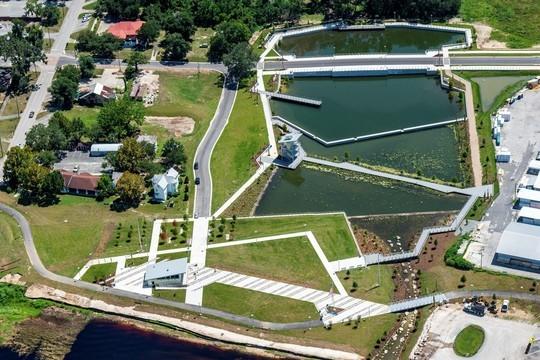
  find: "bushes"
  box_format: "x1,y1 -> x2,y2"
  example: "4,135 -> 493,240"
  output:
444,234 -> 475,270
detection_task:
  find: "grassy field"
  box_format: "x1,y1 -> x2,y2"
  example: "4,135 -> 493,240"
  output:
338,265 -> 394,304
212,214 -> 359,261
206,236 -> 333,291
0,213 -> 28,278
81,262 -> 117,283
0,118 -> 17,157
203,283 -> 319,323
460,0 -> 540,48
453,324 -> 485,357
456,71 -> 538,188
157,220 -> 192,251
279,313 -> 399,356
61,105 -> 100,128
210,81 -> 267,212
153,289 -> 186,303
187,28 -> 214,62
103,218 -> 151,257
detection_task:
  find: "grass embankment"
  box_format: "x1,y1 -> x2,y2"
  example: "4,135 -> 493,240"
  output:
279,313 -> 399,356
0,213 -> 29,278
203,283 -> 319,323
153,289 -> 186,303
456,71 -> 538,193
81,262 -> 116,283
210,80 -> 268,212
460,0 -> 540,48
82,0 -> 97,10
187,28 -> 214,62
0,284 -> 49,343
61,105 -> 100,128
338,265 -> 394,304
0,118 -> 17,157
206,236 -> 333,291
211,214 -> 358,261
453,325 -> 485,357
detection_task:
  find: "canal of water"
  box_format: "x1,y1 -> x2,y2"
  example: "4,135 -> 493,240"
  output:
276,27 -> 465,57
255,165 -> 467,216
271,75 -> 464,142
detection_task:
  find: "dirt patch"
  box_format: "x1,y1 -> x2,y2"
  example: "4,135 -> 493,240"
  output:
93,222 -> 116,258
472,22 -> 508,49
415,232 -> 455,271
145,116 -> 195,137
4,306 -> 90,360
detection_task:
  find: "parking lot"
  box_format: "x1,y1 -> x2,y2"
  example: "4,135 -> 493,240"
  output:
53,151 -> 110,175
412,303 -> 538,360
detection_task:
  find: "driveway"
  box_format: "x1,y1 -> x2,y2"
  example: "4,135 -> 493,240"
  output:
413,304 -> 537,360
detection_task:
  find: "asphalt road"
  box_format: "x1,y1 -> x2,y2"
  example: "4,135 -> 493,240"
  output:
193,79 -> 238,218
264,56 -> 540,70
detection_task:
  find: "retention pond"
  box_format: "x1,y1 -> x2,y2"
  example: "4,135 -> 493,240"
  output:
276,27 -> 465,57
271,75 -> 464,142
255,165 -> 467,216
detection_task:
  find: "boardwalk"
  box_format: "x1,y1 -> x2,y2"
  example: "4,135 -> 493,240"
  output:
258,90 -> 322,106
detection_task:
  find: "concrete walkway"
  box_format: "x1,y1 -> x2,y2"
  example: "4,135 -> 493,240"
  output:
185,217 -> 210,306
148,219 -> 162,264
304,156 -> 492,197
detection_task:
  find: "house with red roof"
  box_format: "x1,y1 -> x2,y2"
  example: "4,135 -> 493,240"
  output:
61,171 -> 101,197
107,20 -> 144,47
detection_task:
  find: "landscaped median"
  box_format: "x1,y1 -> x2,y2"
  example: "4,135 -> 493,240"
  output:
453,324 -> 485,357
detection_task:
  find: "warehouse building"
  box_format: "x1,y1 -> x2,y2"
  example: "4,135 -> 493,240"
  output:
493,222 -> 540,273
518,207 -> 540,226
516,188 -> 540,209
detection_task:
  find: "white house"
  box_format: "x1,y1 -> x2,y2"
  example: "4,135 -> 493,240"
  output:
152,167 -> 179,202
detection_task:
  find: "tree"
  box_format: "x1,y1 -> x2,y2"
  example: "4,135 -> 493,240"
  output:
223,42 -> 256,80
3,146 -> 35,189
41,5 -> 60,27
79,55 -> 95,79
207,21 -> 251,62
162,10 -> 195,41
76,31 -> 122,59
109,137 -> 150,173
40,170 -> 64,198
460,275 -> 467,283
49,65 -> 81,109
95,97 -> 145,142
136,20 -> 160,48
160,33 -> 190,61
96,175 -> 115,199
116,172 -> 145,206
127,51 -> 149,73
36,150 -> 58,168
161,138 -> 186,166
24,0 -> 44,17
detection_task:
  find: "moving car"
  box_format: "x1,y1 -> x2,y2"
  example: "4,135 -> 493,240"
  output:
194,162 -> 199,170
29,111 -> 34,118
195,177 -> 200,185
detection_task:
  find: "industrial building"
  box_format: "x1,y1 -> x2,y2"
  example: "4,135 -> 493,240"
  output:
494,222 -> 540,273
143,258 -> 188,288
518,207 -> 540,226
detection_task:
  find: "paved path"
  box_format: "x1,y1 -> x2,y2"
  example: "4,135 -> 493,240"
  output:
304,156 -> 493,197
148,219 -> 162,264
446,71 -> 483,186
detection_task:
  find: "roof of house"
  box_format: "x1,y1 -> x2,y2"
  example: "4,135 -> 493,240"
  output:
152,174 -> 168,190
496,222 -> 540,260
79,82 -> 116,100
136,135 -> 158,146
107,20 -> 145,40
518,207 -> 540,221
145,258 -> 188,281
517,188 -> 540,202
90,143 -> 123,153
165,167 -> 179,179
61,171 -> 100,191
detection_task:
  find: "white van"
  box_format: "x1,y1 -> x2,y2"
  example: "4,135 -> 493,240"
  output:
501,299 -> 510,313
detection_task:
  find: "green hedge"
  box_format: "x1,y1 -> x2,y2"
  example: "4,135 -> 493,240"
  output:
444,235 -> 475,270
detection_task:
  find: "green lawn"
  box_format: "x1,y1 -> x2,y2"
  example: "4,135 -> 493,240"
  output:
0,213 -> 28,278
206,236 -> 333,291
187,28 -> 214,62
157,220 -> 192,251
103,218 -> 152,257
338,265 -> 395,304
210,81 -> 267,212
156,251 -> 190,262
203,283 -> 319,323
279,313 -> 399,356
153,289 -> 186,302
453,325 -> 485,357
82,0 -> 97,10
461,0 -> 540,48
125,256 -> 148,268
0,118 -> 18,157
211,214 -> 359,261
61,105 -> 100,128
81,262 -> 117,283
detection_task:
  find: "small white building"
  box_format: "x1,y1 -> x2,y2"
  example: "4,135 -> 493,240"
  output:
496,147 -> 511,163
143,258 -> 188,288
90,143 -> 122,157
152,167 -> 179,202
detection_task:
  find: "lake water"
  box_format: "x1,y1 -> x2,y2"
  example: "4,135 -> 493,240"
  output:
277,28 -> 465,57
255,166 -> 467,216
271,75 -> 464,142
471,76 -> 532,111
0,319 -> 272,360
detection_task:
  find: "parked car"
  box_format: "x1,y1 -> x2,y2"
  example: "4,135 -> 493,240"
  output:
464,302 -> 486,317
194,162 -> 199,170
195,177 -> 200,185
501,299 -> 510,313
29,111 -> 34,118
536,151 -> 540,161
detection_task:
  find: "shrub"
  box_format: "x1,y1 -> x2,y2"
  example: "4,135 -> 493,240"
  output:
444,235 -> 475,270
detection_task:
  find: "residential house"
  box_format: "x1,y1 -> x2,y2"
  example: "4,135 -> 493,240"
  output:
107,20 -> 145,47
60,170 -> 100,196
152,167 -> 179,202
78,82 -> 116,106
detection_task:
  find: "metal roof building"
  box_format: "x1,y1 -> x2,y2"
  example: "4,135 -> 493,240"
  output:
518,207 -> 540,226
494,222 -> 540,274
143,258 -> 188,288
517,189 -> 540,209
